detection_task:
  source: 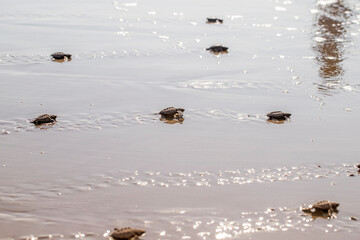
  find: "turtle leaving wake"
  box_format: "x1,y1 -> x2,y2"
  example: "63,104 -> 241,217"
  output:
206,18 -> 223,24
267,111 -> 291,121
31,114 -> 57,126
159,107 -> 185,124
302,200 -> 339,219
206,45 -> 228,54
51,52 -> 72,61
111,227 -> 145,240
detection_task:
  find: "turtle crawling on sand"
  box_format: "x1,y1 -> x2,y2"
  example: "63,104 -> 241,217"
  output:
159,107 -> 185,124
111,227 -> 145,240
206,45 -> 228,54
31,114 -> 57,125
51,52 -> 72,60
206,18 -> 223,24
267,111 -> 291,121
302,200 -> 339,219
159,107 -> 184,119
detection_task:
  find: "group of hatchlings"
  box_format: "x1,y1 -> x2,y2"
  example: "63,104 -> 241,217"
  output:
49,18 -> 228,63
103,200 -> 352,240
109,199 -> 358,240
42,17 -> 290,126
30,109 -> 291,126
32,18 -> 356,240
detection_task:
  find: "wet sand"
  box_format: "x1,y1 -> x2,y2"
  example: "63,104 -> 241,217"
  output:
1,0 -> 360,239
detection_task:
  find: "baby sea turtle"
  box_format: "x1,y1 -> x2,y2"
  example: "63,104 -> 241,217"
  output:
206,18 -> 223,24
159,107 -> 184,118
267,111 -> 291,121
308,200 -> 339,212
111,227 -> 145,240
51,52 -> 72,60
302,200 -> 339,219
206,45 -> 228,54
159,107 -> 185,124
31,114 -> 57,125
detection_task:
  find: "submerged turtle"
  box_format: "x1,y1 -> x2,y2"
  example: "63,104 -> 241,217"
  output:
31,114 -> 57,125
302,200 -> 339,219
267,111 -> 291,121
206,18 -> 223,24
51,52 -> 72,60
206,45 -> 228,54
111,227 -> 145,240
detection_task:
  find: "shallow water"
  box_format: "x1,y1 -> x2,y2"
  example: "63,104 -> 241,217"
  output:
1,0 -> 360,239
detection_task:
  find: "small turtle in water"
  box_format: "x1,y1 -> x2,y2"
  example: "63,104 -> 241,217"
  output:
51,52 -> 72,60
111,227 -> 145,240
267,111 -> 291,121
206,18 -> 223,24
159,107 -> 185,124
31,114 -> 57,125
302,200 -> 339,219
206,45 -> 228,54
159,107 -> 184,118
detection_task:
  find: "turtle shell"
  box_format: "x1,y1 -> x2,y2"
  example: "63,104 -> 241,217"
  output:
159,107 -> 185,116
312,200 -> 339,211
31,114 -> 57,125
51,52 -> 72,60
111,227 -> 145,240
206,45 -> 228,53
267,111 -> 291,120
207,18 -> 223,24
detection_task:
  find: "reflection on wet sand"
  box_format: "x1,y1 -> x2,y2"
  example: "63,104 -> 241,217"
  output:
302,208 -> 339,220
313,0 -> 353,94
160,117 -> 184,124
266,119 -> 287,124
34,122 -> 56,129
52,58 -> 72,63
208,50 -> 228,55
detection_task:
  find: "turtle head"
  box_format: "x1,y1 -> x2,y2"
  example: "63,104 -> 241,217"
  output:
135,229 -> 146,236
331,202 -> 339,209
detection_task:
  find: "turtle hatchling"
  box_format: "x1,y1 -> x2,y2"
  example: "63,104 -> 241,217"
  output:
206,45 -> 228,54
207,18 -> 223,24
111,227 -> 145,240
31,114 -> 57,125
159,107 -> 185,119
51,52 -> 72,60
302,200 -> 339,214
267,111 -> 291,121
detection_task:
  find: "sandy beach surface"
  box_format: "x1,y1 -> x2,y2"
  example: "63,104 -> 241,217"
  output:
1,0 -> 360,239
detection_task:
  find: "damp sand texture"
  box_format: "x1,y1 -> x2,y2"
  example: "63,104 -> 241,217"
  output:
1,0 -> 360,239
